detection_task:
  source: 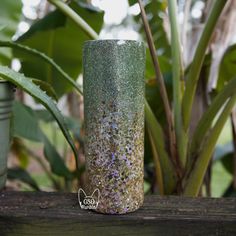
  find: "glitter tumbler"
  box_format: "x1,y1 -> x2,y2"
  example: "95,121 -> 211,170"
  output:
83,39 -> 145,214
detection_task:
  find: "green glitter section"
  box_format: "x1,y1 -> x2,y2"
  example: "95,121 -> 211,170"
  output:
83,40 -> 145,214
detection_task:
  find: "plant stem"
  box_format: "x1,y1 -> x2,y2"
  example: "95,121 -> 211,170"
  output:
47,0 -> 99,40
138,0 -> 177,170
182,0 -> 227,131
168,0 -> 186,167
145,100 -> 176,194
183,94 -> 236,196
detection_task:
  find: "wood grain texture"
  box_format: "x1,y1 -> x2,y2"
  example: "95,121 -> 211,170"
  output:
0,191 -> 236,236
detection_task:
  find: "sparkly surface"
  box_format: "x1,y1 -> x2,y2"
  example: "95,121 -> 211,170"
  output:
83,40 -> 145,214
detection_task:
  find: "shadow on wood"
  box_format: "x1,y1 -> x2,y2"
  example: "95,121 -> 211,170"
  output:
0,191 -> 236,235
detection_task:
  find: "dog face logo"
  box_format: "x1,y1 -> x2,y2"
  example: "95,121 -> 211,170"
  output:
78,188 -> 100,210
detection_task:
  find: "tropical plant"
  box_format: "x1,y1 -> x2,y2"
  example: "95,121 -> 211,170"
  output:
136,0 -> 236,196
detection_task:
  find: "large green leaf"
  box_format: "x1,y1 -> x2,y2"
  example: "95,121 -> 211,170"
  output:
217,44 -> 236,91
13,101 -> 43,142
15,3 -> 103,96
0,65 -> 77,160
0,0 -> 22,65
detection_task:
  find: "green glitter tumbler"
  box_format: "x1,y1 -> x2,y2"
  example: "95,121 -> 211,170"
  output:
83,40 -> 145,214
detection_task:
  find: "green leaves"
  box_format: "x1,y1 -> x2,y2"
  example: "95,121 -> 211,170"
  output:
186,43 -> 236,195
15,3 -> 103,96
13,101 -> 43,142
0,40 -> 83,95
13,101 -> 74,180
0,0 -> 22,65
184,94 -> 236,196
182,0 -> 227,130
189,77 -> 236,162
128,0 -> 235,196
185,72 -> 236,196
0,66 -> 78,164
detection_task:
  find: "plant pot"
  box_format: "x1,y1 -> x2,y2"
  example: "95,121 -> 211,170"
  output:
0,81 -> 14,190
83,39 -> 145,214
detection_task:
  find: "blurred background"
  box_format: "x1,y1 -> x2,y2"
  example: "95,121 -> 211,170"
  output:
1,0 -> 236,197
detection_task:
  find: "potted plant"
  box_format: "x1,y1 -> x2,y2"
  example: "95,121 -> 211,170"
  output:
0,81 -> 14,188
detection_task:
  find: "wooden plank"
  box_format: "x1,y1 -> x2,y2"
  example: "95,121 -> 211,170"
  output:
0,191 -> 236,236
